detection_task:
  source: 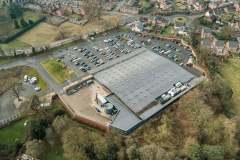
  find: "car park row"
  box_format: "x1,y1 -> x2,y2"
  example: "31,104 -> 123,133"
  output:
53,31 -> 194,76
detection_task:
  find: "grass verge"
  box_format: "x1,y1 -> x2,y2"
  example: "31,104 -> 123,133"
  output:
41,59 -> 75,84
0,40 -> 31,53
0,118 -> 29,145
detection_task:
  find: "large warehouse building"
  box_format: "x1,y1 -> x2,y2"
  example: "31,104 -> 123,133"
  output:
91,48 -> 203,133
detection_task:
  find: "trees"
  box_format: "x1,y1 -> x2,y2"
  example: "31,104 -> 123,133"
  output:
11,82 -> 24,102
126,144 -> 141,160
14,20 -> 20,29
61,124 -> 119,160
206,55 -> 221,76
214,27 -> 234,41
211,76 -> 233,116
20,18 -> 28,28
30,95 -> 40,111
27,118 -> 48,140
138,144 -> 174,160
0,144 -> 18,160
201,119 -> 225,145
202,145 -> 225,160
83,0 -> 103,21
188,144 -> 203,160
7,3 -> 23,19
25,140 -> 47,159
191,32 -> 201,48
188,144 -> 225,160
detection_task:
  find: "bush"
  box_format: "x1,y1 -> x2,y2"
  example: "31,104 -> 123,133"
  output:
28,118 -> 48,140
188,144 -> 202,160
198,16 -> 214,28
213,27 -> 235,41
202,145 -> 225,160
20,18 -> 28,27
25,140 -> 47,159
7,3 -> 23,19
0,144 -> 18,160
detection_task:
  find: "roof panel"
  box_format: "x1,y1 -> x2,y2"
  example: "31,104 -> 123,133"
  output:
94,49 -> 195,114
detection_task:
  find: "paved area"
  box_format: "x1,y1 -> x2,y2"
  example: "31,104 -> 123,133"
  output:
60,82 -> 111,126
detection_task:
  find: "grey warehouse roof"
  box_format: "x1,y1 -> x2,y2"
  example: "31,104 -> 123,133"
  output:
94,49 -> 194,114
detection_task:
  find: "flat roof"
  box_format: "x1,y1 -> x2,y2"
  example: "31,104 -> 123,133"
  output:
94,48 -> 194,114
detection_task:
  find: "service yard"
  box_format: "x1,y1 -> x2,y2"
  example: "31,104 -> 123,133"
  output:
60,81 -> 111,127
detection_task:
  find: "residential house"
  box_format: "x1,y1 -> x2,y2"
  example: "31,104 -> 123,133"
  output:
157,0 -> 172,10
193,2 -> 204,12
129,21 -> 144,32
150,16 -> 169,27
120,5 -> 140,14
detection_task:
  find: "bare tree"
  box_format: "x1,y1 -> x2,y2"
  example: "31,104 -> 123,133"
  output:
83,0 -> 104,21
30,95 -> 40,111
12,82 -> 24,101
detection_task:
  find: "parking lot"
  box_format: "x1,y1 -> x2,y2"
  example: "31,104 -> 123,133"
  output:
51,30 -> 194,77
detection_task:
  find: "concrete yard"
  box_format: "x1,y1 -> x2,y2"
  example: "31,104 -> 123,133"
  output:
59,81 -> 111,128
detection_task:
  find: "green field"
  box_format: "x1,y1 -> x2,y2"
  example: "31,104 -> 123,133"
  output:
41,59 -> 75,84
0,118 -> 28,145
221,58 -> 240,115
0,58 -> 11,65
161,25 -> 175,36
174,16 -> 188,25
0,39 -> 31,53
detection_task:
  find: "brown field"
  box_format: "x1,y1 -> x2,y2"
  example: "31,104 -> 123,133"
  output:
17,23 -> 60,46
17,15 -> 121,46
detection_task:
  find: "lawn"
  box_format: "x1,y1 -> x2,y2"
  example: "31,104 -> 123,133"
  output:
221,58 -> 240,115
0,58 -> 11,65
0,118 -> 28,145
18,22 -> 60,46
23,10 -> 45,21
161,25 -> 175,36
174,16 -> 188,25
26,68 -> 48,91
0,39 -> 31,53
41,59 -> 75,84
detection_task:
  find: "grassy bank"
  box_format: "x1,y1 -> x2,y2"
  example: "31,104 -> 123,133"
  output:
0,118 -> 29,145
221,58 -> 240,115
41,59 -> 75,84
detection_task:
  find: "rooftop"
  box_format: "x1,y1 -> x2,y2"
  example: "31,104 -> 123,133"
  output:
93,48 -> 202,133
94,49 -> 194,114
